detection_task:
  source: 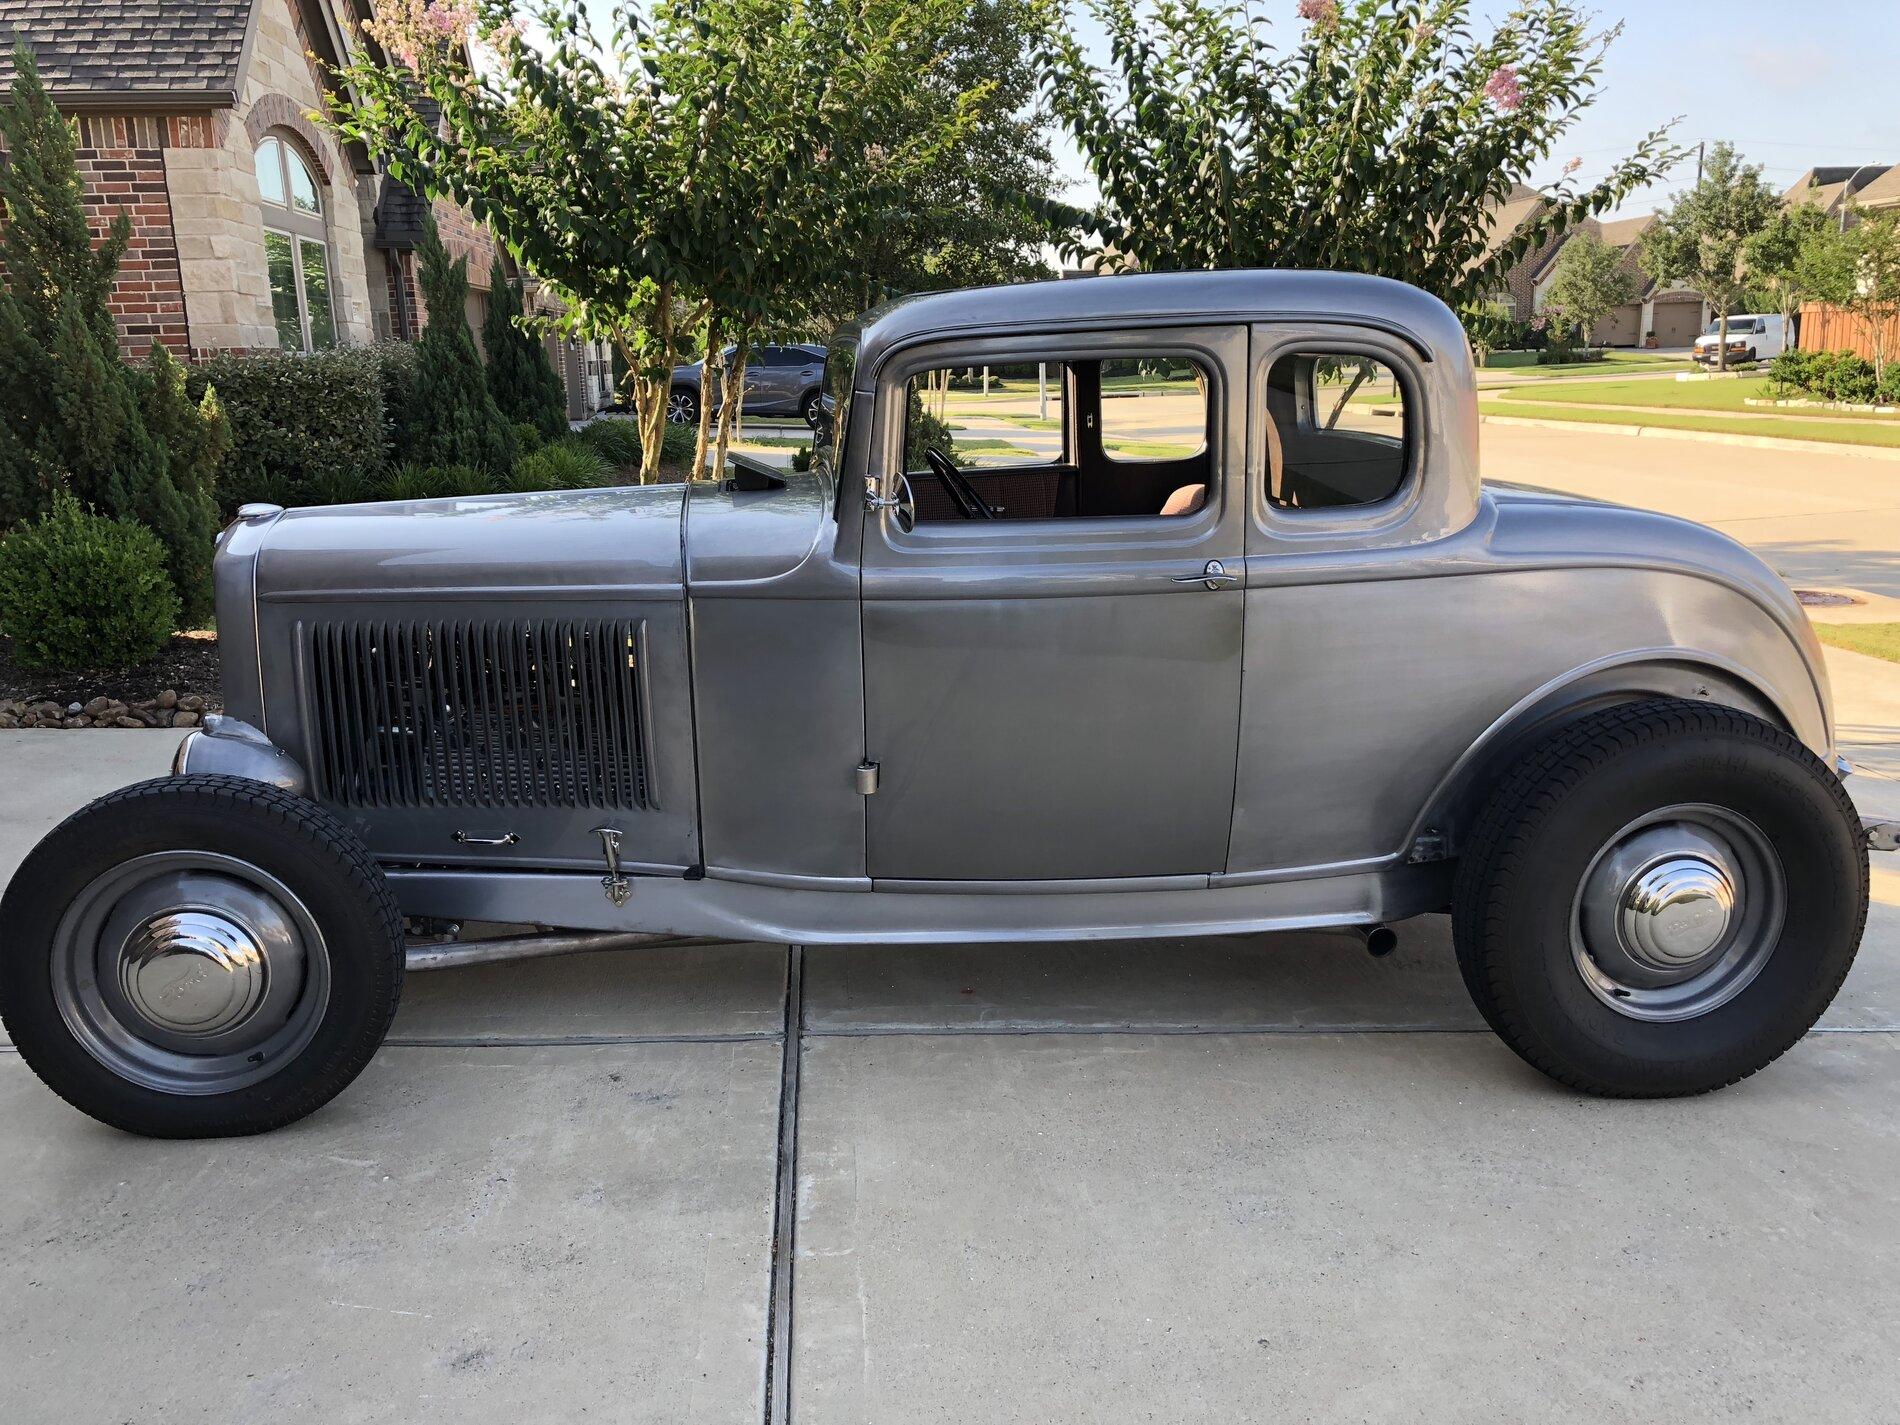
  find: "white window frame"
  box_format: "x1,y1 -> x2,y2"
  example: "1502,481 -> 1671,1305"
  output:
255,132 -> 335,353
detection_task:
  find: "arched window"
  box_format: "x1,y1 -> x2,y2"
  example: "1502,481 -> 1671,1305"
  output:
254,132 -> 334,352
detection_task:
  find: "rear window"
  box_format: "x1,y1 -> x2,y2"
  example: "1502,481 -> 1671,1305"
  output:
1262,353 -> 1409,510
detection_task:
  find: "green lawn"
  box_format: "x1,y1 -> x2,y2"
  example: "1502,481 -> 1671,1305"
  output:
1491,375 -> 1900,419
1479,352 -> 1696,378
1816,623 -> 1900,664
1480,399 -> 1900,449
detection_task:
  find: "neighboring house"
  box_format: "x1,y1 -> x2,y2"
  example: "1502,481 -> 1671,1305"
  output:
1782,164 -> 1892,223
1527,213 -> 1707,349
1795,163 -> 1900,361
1475,183 -> 1569,324
0,0 -> 612,415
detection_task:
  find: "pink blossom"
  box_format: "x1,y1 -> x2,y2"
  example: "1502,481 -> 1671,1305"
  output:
1413,21 -> 1436,41
1297,0 -> 1338,28
1485,65 -> 1522,111
1563,155 -> 1582,175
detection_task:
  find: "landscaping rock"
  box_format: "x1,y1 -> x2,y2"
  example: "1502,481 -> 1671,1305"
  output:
82,696 -> 109,717
178,694 -> 205,712
61,716 -> 86,729
113,716 -> 144,729
0,713 -> 17,729
156,689 -> 179,710
65,702 -> 82,716
172,710 -> 200,728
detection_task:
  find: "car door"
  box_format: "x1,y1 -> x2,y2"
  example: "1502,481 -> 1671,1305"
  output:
858,324 -> 1247,882
743,346 -> 795,413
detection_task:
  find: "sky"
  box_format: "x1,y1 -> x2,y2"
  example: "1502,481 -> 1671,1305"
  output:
1046,0 -> 1900,219
578,0 -> 1900,221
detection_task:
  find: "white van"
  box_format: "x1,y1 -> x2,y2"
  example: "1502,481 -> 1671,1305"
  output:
1692,313 -> 1786,365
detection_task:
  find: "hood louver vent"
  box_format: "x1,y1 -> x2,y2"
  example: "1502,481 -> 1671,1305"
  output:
305,619 -> 649,812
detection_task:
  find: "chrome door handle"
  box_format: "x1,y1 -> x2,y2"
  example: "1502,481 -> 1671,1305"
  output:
1171,559 -> 1239,590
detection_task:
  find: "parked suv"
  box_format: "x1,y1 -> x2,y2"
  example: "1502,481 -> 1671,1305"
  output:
668,342 -> 827,427
1693,314 -> 1786,366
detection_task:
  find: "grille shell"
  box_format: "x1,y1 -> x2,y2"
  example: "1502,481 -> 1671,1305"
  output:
304,618 -> 650,813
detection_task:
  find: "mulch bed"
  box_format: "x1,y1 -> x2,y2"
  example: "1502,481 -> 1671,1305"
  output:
0,632 -> 223,729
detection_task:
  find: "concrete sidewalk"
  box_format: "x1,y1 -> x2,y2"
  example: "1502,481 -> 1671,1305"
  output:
4,658 -> 1900,1420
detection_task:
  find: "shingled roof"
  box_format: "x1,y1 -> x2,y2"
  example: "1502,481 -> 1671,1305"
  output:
0,1 -> 258,107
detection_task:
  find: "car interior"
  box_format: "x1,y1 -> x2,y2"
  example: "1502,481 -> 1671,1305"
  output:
902,357 -> 1212,523
899,350 -> 1409,523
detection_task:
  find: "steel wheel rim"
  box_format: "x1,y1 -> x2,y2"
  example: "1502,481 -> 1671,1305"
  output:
1570,803 -> 1785,1022
666,391 -> 694,424
50,851 -> 331,1094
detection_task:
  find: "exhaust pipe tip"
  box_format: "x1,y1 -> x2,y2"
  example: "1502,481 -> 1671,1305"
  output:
1361,924 -> 1398,958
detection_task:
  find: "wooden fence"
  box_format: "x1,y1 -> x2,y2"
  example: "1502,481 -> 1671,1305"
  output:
1799,302 -> 1900,360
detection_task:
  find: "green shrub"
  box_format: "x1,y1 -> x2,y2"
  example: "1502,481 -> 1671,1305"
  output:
513,421 -> 545,457
791,444 -> 814,472
483,255 -> 568,440
573,418 -> 643,468
1880,364 -> 1900,406
187,347 -> 388,516
0,493 -> 180,670
509,439 -> 612,492
405,219 -> 516,473
904,391 -> 959,469
660,423 -> 697,470
386,464 -> 496,502
1768,348 -> 1813,392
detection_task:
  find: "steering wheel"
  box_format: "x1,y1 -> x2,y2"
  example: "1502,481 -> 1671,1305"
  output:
924,446 -> 996,520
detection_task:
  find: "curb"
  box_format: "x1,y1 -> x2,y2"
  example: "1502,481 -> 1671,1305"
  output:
1478,413 -> 1900,463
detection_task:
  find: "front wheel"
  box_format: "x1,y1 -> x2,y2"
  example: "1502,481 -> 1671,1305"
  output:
0,775 -> 405,1136
667,386 -> 699,425
801,388 -> 823,428
1452,699 -> 1866,1097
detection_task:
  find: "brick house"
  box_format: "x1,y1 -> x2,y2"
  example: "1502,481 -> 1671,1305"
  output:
0,0 -> 613,415
1475,183 -> 1568,324
1527,214 -> 1709,349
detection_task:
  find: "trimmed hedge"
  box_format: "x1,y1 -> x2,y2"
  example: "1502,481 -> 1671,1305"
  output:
1770,349 -> 1900,405
188,348 -> 389,517
0,493 -> 180,670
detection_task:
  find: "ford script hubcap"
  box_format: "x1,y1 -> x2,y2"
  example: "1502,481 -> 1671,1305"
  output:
1571,806 -> 1784,1022
51,852 -> 330,1093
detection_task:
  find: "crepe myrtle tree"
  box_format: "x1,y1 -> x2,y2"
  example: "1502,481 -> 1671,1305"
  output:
1540,228 -> 1632,353
1640,142 -> 1779,371
1032,0 -> 1680,318
1743,200 -> 1834,335
328,0 -> 983,482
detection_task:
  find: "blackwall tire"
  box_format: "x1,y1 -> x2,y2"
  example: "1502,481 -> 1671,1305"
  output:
1451,699 -> 1866,1097
802,389 -> 823,428
0,775 -> 405,1137
667,387 -> 698,425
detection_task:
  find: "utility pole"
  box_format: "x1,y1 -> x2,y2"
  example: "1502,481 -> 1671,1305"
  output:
1694,140 -> 1704,188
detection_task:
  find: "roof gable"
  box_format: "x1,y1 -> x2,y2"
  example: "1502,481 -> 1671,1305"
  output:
0,1 -> 258,107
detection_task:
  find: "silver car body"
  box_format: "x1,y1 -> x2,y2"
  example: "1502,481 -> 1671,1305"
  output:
190,271 -> 1834,945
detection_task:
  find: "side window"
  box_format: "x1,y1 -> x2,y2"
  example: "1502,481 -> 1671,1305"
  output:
900,354 -> 1211,524
1263,353 -> 1408,510
1098,358 -> 1208,462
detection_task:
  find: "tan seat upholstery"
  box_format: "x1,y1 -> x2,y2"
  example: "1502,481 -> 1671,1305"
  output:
1159,483 -> 1207,517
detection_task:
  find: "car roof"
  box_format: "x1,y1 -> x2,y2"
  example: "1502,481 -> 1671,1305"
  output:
839,269 -> 1470,385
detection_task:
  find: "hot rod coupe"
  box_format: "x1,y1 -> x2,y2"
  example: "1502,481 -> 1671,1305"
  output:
0,270 -> 1882,1137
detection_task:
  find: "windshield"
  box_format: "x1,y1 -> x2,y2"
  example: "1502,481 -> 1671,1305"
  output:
1703,318 -> 1756,335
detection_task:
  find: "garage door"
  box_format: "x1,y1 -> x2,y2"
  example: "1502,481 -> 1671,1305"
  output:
1650,302 -> 1704,349
1590,303 -> 1640,347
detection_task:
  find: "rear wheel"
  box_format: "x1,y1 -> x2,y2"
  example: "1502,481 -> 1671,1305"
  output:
801,388 -> 823,428
0,775 -> 404,1137
1452,699 -> 1866,1097
667,386 -> 698,425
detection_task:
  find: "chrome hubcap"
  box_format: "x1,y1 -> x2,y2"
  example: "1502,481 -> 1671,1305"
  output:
52,852 -> 329,1094
1572,806 -> 1784,1021
119,910 -> 270,1036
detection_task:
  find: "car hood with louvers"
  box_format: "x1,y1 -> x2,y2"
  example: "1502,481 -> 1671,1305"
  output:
233,485 -> 700,873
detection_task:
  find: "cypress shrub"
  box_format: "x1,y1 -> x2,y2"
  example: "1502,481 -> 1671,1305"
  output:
404,218 -> 515,474
483,255 -> 568,440
0,46 -> 224,622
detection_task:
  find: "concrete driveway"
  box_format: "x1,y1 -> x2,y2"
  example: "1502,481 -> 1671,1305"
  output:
4,686 -> 1899,1421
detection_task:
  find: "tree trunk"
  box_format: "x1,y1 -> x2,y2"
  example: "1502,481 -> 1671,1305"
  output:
691,315 -> 722,482
710,330 -> 752,482
1716,310 -> 1730,373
